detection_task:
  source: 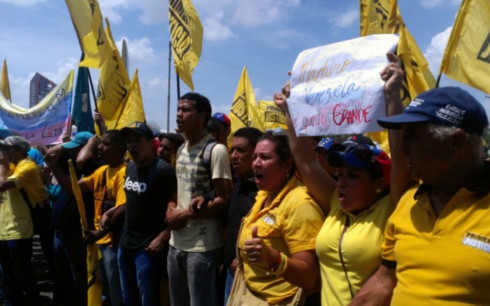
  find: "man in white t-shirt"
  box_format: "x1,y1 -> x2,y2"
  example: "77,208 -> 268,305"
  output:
166,92 -> 233,306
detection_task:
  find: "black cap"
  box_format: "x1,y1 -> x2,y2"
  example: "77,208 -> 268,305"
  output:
121,122 -> 154,138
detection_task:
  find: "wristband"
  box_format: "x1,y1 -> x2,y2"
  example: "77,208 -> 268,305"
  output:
266,250 -> 288,276
274,252 -> 288,276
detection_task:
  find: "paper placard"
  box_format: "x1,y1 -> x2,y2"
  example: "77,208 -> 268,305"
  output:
289,34 -> 399,136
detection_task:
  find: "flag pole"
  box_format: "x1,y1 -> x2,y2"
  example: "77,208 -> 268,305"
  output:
87,69 -> 98,112
176,72 -> 181,99
167,42 -> 172,132
435,73 -> 442,88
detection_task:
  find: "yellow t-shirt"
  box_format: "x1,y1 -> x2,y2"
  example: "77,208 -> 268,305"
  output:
316,191 -> 391,305
238,176 -> 324,304
82,163 -> 126,244
383,185 -> 490,305
0,158 -> 48,240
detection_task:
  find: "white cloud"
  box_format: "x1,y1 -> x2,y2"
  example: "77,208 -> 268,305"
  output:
8,57 -> 78,109
42,57 -> 79,84
203,11 -> 234,41
424,26 -> 452,76
100,0 -> 166,25
232,0 -> 301,27
420,0 -> 460,9
148,77 -> 166,89
332,9 -> 359,28
0,0 -> 45,6
116,37 -> 155,61
99,0 -> 128,24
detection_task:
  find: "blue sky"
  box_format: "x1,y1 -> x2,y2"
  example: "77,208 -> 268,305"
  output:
0,0 -> 487,132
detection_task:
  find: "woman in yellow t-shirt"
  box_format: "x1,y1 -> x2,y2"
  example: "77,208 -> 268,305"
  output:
274,53 -> 413,305
228,131 -> 324,305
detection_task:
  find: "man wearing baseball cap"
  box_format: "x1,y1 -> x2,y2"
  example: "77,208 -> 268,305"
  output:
0,136 -> 48,305
118,121 -> 177,305
352,86 -> 490,305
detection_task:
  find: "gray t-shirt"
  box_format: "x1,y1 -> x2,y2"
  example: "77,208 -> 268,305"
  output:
170,135 -> 232,252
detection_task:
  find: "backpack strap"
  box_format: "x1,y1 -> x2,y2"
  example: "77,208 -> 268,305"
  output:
200,139 -> 218,181
200,139 -> 218,204
101,167 -> 109,201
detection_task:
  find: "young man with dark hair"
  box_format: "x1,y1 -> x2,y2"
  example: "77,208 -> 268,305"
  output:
167,92 -> 233,306
223,127 -> 263,303
118,122 -> 177,306
0,136 -> 47,305
78,130 -> 127,306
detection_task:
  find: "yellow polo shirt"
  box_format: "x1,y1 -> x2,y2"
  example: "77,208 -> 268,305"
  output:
82,163 -> 127,244
316,191 -> 391,305
383,185 -> 490,305
238,176 -> 324,304
0,158 -> 48,240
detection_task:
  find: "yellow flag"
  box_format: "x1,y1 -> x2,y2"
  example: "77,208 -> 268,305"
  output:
440,0 -> 490,94
258,100 -> 287,131
96,18 -> 131,131
65,0 -> 110,68
68,159 -> 102,306
169,0 -> 203,90
115,70 -> 146,129
360,0 -> 436,155
360,0 -> 391,36
1,60 -> 11,101
360,0 -> 435,103
228,67 -> 264,144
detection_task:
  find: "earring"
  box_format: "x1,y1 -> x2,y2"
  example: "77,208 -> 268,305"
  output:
376,188 -> 382,193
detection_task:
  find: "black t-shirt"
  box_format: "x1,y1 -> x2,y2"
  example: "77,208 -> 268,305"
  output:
120,157 -> 177,250
224,175 -> 257,267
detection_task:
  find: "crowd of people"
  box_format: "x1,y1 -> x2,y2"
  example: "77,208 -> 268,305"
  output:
0,53 -> 488,306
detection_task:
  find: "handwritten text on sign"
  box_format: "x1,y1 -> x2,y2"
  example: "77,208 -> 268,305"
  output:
289,34 -> 399,136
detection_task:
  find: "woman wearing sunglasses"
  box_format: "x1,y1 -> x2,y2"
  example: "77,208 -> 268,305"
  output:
274,53 -> 413,305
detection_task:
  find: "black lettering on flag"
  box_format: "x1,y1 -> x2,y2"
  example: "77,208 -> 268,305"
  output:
477,32 -> 490,64
230,95 -> 248,126
169,0 -> 191,61
373,0 -> 389,30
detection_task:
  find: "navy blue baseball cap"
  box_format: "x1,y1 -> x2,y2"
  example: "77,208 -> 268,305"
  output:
316,137 -> 336,152
121,121 -> 154,139
378,87 -> 488,135
328,144 -> 391,185
329,134 -> 376,153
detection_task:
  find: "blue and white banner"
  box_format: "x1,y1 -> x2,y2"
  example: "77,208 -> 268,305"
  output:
0,71 -> 73,145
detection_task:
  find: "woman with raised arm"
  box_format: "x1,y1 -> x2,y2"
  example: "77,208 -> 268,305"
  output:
227,131 -> 324,305
274,53 -> 414,305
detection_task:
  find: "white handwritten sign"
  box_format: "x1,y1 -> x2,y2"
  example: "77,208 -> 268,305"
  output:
289,34 -> 399,136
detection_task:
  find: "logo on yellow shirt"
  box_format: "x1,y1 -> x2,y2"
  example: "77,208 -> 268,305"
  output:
462,231 -> 490,254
